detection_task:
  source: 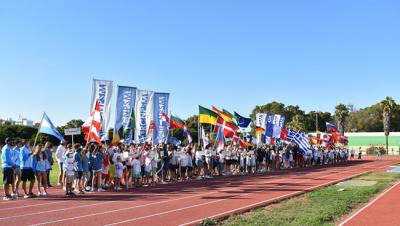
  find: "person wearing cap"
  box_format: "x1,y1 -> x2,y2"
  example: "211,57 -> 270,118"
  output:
2,138 -> 16,201
55,140 -> 67,187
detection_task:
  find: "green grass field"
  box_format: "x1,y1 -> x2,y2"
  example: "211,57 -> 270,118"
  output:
218,172 -> 400,226
0,158 -> 60,188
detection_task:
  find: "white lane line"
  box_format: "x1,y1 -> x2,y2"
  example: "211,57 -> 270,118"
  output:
26,160 -> 386,226
179,162 -> 394,226
28,167 -> 344,226
338,180 -> 400,226
105,163 -> 385,226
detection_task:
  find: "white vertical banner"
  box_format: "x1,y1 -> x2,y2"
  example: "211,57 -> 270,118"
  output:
91,79 -> 113,141
255,113 -> 267,144
134,89 -> 154,143
255,113 -> 267,129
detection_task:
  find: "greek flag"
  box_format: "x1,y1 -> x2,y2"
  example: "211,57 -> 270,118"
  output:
292,132 -> 311,154
286,128 -> 296,141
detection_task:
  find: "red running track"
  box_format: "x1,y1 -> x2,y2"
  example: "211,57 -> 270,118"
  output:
0,160 -> 397,226
339,179 -> 400,226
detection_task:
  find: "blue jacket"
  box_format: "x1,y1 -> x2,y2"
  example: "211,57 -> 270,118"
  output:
12,147 -> 21,168
1,145 -> 15,168
74,150 -> 83,172
81,154 -> 89,172
90,152 -> 104,171
20,146 -> 33,169
45,148 -> 53,171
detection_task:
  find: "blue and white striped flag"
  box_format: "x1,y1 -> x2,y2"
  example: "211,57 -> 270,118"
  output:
287,128 -> 296,141
293,132 -> 311,154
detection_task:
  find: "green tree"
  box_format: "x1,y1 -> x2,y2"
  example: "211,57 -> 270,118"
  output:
381,97 -> 396,151
334,104 -> 349,134
286,115 -> 305,131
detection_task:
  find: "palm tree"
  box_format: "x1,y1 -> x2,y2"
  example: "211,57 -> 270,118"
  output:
381,97 -> 396,153
286,115 -> 305,131
334,104 -> 349,135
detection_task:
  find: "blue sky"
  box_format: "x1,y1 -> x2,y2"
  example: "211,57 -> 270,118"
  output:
1,0 -> 399,126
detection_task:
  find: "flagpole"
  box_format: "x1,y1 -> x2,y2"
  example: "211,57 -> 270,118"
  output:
33,112 -> 45,149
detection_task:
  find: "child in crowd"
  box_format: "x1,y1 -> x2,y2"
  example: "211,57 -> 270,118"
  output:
114,156 -> 125,190
64,149 -> 76,196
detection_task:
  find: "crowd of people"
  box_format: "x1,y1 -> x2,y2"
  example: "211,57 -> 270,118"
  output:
1,137 -> 355,201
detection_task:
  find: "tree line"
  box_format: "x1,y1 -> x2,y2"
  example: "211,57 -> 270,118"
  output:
0,97 -> 397,146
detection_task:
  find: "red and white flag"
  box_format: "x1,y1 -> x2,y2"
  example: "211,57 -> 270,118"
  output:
214,117 -> 238,138
82,100 -> 102,145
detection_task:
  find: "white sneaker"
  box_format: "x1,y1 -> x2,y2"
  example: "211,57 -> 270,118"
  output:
116,187 -> 123,191
98,188 -> 106,192
3,196 -> 12,201
196,176 -> 203,180
11,193 -> 17,198
37,192 -> 42,197
42,192 -> 48,196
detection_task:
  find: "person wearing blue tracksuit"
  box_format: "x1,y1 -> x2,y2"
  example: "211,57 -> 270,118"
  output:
12,140 -> 22,197
44,142 -> 54,187
90,146 -> 104,192
73,144 -> 84,193
20,139 -> 36,198
2,138 -> 16,201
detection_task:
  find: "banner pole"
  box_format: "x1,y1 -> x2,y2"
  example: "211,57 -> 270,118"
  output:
33,112 -> 45,149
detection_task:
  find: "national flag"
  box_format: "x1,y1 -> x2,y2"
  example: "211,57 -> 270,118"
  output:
292,132 -> 311,154
234,111 -> 251,128
286,128 -> 296,141
340,135 -> 348,145
223,109 -> 238,126
161,112 -> 170,128
214,117 -> 238,137
167,136 -> 181,146
199,105 -> 218,125
233,131 -> 239,144
331,132 -> 340,143
83,100 -> 102,145
38,113 -> 64,141
326,122 -> 338,132
216,127 -> 224,151
212,106 -> 233,122
280,127 -> 288,140
255,126 -> 265,134
201,126 -> 209,146
239,139 -> 250,149
183,125 -> 193,143
170,113 -> 186,129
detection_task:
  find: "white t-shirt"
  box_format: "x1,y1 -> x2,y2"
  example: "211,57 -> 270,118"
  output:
56,145 -> 67,163
64,155 -> 75,177
179,155 -> 189,167
195,150 -> 204,161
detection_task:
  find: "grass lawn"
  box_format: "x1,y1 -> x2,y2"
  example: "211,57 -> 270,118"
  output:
0,159 -> 60,188
216,172 -> 400,226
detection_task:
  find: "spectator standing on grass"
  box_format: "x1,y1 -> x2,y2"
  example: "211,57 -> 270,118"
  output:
55,140 -> 67,186
20,139 -> 36,199
2,138 -> 16,201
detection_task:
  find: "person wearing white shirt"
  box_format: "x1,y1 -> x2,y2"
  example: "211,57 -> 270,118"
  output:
204,145 -> 213,178
131,157 -> 141,186
55,141 -> 67,186
179,152 -> 189,180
